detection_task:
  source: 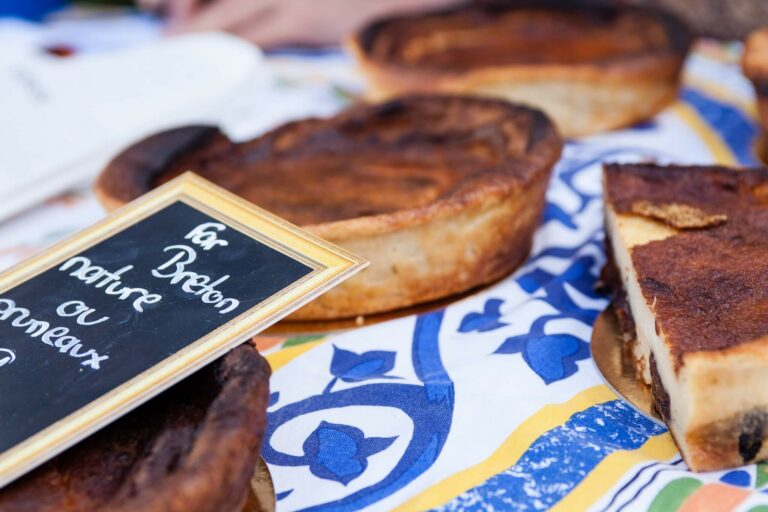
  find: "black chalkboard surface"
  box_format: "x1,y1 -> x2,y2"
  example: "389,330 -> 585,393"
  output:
0,173 -> 365,487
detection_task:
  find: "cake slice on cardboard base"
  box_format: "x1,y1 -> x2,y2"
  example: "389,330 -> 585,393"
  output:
602,163 -> 768,471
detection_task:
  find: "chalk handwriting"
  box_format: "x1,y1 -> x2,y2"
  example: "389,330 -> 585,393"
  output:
56,300 -> 109,326
0,349 -> 15,368
185,222 -> 229,251
59,257 -> 162,313
0,299 -> 108,370
151,245 -> 240,314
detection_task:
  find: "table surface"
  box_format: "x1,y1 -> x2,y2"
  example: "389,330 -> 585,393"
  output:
1,13 -> 767,512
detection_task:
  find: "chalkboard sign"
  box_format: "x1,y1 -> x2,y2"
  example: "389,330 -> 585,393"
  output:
0,173 -> 365,488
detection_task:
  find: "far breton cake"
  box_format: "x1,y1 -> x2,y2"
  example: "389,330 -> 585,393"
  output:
0,345 -> 270,511
349,0 -> 691,137
95,95 -> 562,321
602,163 -> 768,471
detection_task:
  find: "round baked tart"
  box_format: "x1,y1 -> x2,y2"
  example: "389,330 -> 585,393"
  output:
0,345 -> 270,512
95,95 -> 563,321
348,1 -> 692,137
744,26 -> 768,162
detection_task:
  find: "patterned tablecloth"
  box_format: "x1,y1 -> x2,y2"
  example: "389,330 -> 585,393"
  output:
1,15 -> 767,512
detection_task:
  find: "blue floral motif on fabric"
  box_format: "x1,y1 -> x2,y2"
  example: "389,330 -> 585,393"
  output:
459,298 -> 508,333
264,311 -> 454,511
330,346 -> 397,382
495,324 -> 590,384
303,421 -> 396,485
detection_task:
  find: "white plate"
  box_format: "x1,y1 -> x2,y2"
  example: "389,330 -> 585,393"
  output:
0,32 -> 266,221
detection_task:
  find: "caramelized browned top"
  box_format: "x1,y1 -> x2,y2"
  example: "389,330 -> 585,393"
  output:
0,346 -> 269,512
356,1 -> 690,71
605,164 -> 768,364
102,96 -> 560,226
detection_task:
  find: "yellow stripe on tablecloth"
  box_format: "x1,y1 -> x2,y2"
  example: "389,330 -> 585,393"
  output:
669,102 -> 738,165
549,433 -> 679,512
393,385 -> 617,512
685,77 -> 758,120
266,340 -> 325,372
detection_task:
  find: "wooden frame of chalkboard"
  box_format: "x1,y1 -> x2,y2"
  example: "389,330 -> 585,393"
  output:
0,172 -> 366,488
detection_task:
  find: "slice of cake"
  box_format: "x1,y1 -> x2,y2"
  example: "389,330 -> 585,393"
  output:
602,163 -> 768,471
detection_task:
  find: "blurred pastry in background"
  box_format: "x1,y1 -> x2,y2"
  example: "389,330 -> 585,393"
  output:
349,0 -> 692,137
743,27 -> 768,164
627,0 -> 768,41
95,95 -> 562,321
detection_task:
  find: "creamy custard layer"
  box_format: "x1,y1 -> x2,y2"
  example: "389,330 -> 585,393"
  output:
605,207 -> 692,453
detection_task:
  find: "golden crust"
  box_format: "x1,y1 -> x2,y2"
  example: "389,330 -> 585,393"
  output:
302,172 -> 548,318
678,336 -> 768,471
685,414 -> 768,472
95,96 -> 563,320
349,1 -> 691,137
